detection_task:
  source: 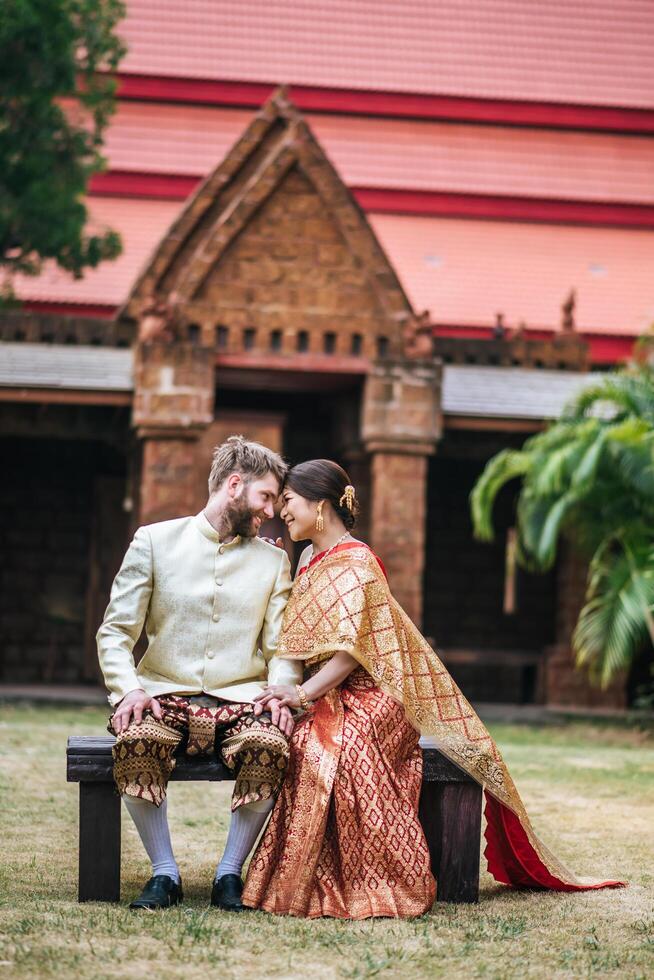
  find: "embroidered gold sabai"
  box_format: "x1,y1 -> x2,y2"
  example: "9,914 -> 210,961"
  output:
277,546 -> 624,892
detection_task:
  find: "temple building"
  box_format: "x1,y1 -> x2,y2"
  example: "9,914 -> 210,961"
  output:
1,2 -> 653,707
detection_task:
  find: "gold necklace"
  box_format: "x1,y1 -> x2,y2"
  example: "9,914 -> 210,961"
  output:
298,532 -> 351,592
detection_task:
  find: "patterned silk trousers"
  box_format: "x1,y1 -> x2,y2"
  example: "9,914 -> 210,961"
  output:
110,694 -> 290,809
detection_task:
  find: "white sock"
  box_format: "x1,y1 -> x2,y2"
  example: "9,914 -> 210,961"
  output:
123,795 -> 180,883
215,797 -> 274,881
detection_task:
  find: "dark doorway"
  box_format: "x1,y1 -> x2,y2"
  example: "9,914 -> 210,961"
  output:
423,430 -> 557,704
0,434 -> 128,685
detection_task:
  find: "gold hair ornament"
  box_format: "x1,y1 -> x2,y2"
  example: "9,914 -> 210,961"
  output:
315,500 -> 325,532
339,485 -> 356,512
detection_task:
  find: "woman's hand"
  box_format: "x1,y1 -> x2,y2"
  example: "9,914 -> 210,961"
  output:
254,684 -> 301,711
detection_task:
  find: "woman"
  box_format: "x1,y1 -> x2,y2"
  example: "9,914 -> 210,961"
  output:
243,460 -> 623,919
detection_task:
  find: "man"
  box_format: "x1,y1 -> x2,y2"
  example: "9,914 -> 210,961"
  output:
97,435 -> 302,912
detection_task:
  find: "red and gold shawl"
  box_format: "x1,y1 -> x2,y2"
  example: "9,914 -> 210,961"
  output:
278,543 -> 624,892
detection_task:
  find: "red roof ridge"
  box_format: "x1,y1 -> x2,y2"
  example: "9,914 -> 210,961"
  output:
114,73 -> 654,135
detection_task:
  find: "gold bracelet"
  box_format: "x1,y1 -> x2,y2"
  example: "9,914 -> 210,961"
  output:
296,684 -> 312,711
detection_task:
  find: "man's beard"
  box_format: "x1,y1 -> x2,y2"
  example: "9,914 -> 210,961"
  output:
219,497 -> 261,539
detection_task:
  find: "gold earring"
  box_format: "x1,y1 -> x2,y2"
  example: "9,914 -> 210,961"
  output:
315,501 -> 324,533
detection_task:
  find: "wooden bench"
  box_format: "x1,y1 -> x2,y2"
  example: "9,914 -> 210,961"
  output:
66,735 -> 482,905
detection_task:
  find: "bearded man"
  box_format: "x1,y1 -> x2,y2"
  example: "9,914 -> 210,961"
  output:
96,435 -> 302,912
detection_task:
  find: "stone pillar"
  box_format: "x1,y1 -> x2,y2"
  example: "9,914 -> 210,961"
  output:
137,432 -> 203,525
544,542 -> 627,708
369,451 -> 429,621
133,342 -> 214,525
332,390 -> 371,543
361,360 -> 441,625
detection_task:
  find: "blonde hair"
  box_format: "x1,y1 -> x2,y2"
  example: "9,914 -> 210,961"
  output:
208,435 -> 287,495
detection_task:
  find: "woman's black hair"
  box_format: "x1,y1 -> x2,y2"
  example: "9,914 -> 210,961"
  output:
285,459 -> 359,530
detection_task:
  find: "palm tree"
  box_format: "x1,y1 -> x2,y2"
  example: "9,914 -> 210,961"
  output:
470,365 -> 654,687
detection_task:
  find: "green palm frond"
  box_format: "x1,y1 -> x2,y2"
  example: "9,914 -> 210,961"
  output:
514,493 -> 555,569
605,421 -> 654,503
529,420 -> 601,497
624,538 -> 654,646
531,435 -> 587,496
534,491 -> 584,568
470,449 -> 530,541
470,357 -> 654,686
571,427 -> 608,488
564,368 -> 654,424
522,421 -> 583,455
605,417 -> 652,442
517,487 -> 585,570
574,536 -> 654,687
518,415 -> 654,564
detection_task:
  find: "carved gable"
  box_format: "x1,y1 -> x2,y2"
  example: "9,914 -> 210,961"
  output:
121,90 -> 418,360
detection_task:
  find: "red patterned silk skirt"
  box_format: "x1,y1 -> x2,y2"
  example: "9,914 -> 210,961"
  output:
242,668 -> 436,919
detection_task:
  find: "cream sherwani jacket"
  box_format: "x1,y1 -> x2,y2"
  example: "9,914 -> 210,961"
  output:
97,512 -> 302,707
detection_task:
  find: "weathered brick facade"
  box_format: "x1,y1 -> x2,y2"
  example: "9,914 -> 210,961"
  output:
133,342 -> 214,524
120,90 -> 418,362
0,434 -> 127,685
362,360 -> 441,623
0,91 -> 636,708
123,88 -> 442,628
197,167 -> 390,359
117,89 -> 430,555
117,90 -> 629,705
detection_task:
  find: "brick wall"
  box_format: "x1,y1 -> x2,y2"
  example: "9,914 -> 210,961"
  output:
0,437 -> 126,685
134,341 -> 214,525
362,361 -> 441,624
139,436 -> 200,525
190,166 -> 395,359
369,452 -> 428,624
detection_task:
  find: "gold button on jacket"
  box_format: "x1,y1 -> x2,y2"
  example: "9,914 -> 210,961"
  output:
97,512 -> 302,706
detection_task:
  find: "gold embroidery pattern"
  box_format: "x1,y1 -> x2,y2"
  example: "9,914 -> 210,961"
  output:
110,694 -> 289,810
275,547 -> 611,889
222,723 -> 290,810
243,669 -> 436,918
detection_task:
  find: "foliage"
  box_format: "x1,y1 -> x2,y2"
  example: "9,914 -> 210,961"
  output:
470,365 -> 654,686
0,0 -> 125,281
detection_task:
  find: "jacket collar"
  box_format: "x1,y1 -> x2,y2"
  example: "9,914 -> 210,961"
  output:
194,511 -> 242,547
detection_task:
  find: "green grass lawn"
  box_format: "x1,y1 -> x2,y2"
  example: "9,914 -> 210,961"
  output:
0,704 -> 652,979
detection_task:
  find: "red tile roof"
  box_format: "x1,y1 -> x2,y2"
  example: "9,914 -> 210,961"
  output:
118,0 -> 654,109
15,6 -> 654,345
372,213 -> 654,335
13,199 -> 177,307
14,199 -> 654,335
102,103 -> 654,204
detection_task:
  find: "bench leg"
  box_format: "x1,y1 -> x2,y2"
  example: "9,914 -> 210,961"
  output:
419,781 -> 482,904
79,782 -> 121,902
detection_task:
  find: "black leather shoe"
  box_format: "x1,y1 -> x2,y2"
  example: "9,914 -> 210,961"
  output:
129,875 -> 183,910
210,874 -> 247,912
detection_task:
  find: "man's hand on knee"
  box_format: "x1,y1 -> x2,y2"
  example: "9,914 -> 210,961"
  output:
112,688 -> 162,734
